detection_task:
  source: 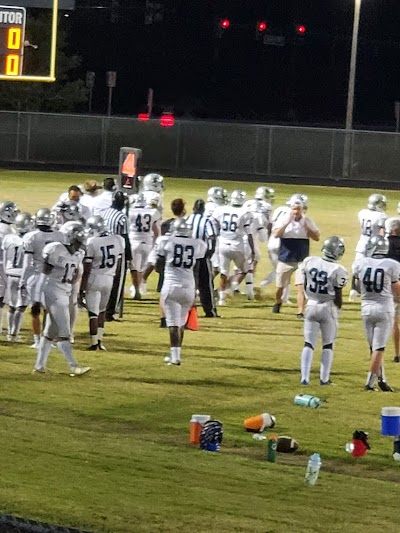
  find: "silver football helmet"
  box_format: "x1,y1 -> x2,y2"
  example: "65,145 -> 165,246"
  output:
367,193 -> 387,212
134,192 -> 146,208
230,190 -> 247,207
59,221 -> 86,246
255,186 -> 275,204
0,201 -> 19,224
321,236 -> 345,262
207,187 -> 228,205
365,235 -> 389,257
172,218 -> 192,237
85,215 -> 108,237
143,173 -> 164,193
35,208 -> 55,227
14,212 -> 33,235
55,200 -> 81,221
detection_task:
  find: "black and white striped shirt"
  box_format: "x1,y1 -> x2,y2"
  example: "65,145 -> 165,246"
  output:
103,207 -> 129,236
103,207 -> 132,261
186,213 -> 216,242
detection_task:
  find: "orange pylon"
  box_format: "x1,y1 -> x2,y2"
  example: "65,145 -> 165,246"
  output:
185,306 -> 199,331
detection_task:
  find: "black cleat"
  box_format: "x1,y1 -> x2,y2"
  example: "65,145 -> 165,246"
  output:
272,303 -> 282,314
394,356 -> 400,363
378,380 -> 394,392
97,341 -> 106,351
296,313 -> 304,319
364,384 -> 377,391
320,379 -> 333,386
88,344 -> 99,351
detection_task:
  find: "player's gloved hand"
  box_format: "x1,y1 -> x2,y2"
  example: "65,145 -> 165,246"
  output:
78,291 -> 87,309
19,285 -> 27,300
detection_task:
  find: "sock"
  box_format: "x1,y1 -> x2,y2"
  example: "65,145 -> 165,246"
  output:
171,347 -> 180,364
98,327 -> 105,340
69,303 -> 78,337
218,290 -> 226,301
379,365 -> 386,382
320,349 -> 333,383
34,337 -> 52,370
12,309 -> 24,337
301,346 -> 314,383
91,335 -> 98,346
7,311 -> 14,335
366,372 -> 378,388
56,340 -> 78,369
0,306 -> 3,334
32,334 -> 40,346
245,273 -> 254,299
282,285 -> 291,303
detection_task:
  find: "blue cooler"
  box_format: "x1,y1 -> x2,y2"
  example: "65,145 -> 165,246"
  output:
381,407 -> 400,436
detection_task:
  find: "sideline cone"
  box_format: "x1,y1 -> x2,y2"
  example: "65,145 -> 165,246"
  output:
185,306 -> 199,331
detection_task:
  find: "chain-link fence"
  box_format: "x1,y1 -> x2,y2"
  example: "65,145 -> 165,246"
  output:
1,111 -> 400,185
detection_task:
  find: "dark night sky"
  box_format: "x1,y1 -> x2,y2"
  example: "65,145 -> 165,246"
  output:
63,0 -> 400,127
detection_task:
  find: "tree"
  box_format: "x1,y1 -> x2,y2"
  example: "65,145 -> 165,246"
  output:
0,13 -> 88,112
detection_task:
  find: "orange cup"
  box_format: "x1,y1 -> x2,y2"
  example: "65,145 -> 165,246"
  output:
189,414 -> 211,444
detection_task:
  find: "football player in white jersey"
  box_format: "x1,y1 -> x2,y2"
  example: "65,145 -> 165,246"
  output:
19,208 -> 62,348
204,186 -> 228,277
128,193 -> 161,300
349,193 -> 387,302
384,201 -> 400,236
33,221 -> 91,376
0,201 -> 19,335
211,190 -> 255,306
2,212 -> 33,341
80,216 -> 125,350
157,218 -> 207,365
142,173 -> 164,215
353,235 -> 400,392
299,236 -> 348,385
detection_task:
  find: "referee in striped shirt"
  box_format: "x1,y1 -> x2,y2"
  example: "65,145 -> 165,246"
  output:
103,191 -> 132,320
186,199 -> 218,317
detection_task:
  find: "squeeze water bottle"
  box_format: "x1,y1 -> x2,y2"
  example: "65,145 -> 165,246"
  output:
305,453 -> 322,486
294,394 -> 321,408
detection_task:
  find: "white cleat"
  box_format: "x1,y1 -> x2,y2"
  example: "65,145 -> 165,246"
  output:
69,366 -> 91,377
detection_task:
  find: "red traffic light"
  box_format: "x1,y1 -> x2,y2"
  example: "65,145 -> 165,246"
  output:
219,18 -> 231,30
257,21 -> 267,33
296,24 -> 306,35
138,113 -> 150,122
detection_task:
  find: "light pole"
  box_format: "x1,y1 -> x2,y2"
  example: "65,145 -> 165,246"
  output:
343,0 -> 362,178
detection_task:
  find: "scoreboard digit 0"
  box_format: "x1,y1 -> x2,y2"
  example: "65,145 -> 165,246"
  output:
0,6 -> 26,76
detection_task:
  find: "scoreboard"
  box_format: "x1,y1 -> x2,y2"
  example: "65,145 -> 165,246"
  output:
0,6 -> 26,76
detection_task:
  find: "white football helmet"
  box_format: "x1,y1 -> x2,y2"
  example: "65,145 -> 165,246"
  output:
14,212 -> 33,235
368,193 -> 387,212
365,235 -> 389,257
321,236 -> 345,262
230,190 -> 247,207
35,208 -> 55,227
143,173 -> 164,193
172,218 -> 192,237
207,186 -> 228,205
0,201 -> 19,224
134,192 -> 146,208
59,221 -> 86,245
85,215 -> 108,237
255,186 -> 275,204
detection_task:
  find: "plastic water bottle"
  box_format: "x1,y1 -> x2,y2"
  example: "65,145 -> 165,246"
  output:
294,394 -> 321,408
304,453 -> 321,485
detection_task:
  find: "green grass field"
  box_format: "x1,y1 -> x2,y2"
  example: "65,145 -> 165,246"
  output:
1,169 -> 400,533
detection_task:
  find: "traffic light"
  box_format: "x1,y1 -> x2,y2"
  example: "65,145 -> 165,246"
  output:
217,18 -> 231,38
296,24 -> 306,35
